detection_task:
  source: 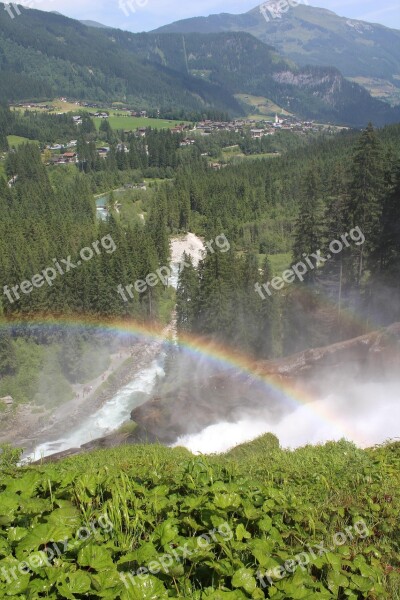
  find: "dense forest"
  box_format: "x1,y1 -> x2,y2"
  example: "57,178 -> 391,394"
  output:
1,110 -> 399,404
0,138 -> 173,402
175,123 -> 400,356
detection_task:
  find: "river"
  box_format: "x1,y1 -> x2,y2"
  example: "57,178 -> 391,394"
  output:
25,234 -> 205,461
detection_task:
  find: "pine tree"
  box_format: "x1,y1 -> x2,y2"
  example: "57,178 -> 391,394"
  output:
256,257 -> 280,358
347,123 -> 384,284
292,166 -> 324,283
0,322 -> 16,377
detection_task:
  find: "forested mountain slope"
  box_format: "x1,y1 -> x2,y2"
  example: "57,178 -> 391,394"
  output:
1,6 -> 400,125
0,6 -> 242,116
154,4 -> 400,88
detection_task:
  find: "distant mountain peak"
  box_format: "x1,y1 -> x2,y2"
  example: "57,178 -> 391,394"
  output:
79,19 -> 110,29
153,3 -> 400,105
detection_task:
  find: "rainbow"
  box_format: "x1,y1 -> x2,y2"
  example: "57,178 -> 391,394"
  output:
0,314 -> 370,446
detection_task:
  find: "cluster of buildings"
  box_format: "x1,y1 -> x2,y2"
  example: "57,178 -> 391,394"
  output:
88,112 -> 109,119
123,182 -> 147,190
47,140 -> 77,151
195,114 -> 322,137
42,110 -> 328,167
180,138 -> 196,147
49,152 -> 78,165
170,124 -> 191,134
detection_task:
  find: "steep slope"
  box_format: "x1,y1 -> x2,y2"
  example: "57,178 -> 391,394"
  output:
115,31 -> 400,126
79,20 -> 110,29
154,4 -> 400,102
0,5 -> 242,116
0,6 -> 399,125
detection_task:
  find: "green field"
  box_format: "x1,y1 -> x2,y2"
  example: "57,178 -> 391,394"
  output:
258,252 -> 292,274
235,94 -> 292,119
7,135 -> 39,147
94,116 -> 189,131
10,101 -> 190,131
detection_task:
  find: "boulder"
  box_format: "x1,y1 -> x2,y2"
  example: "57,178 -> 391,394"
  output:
0,396 -> 14,406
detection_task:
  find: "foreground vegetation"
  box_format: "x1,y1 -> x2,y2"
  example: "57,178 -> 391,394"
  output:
0,436 -> 399,598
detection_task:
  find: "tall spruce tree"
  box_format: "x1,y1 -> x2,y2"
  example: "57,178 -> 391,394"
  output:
347,123 -> 384,284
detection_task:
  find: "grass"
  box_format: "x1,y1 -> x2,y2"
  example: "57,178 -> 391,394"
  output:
261,252 -> 292,274
7,135 -> 39,147
235,94 -> 292,118
1,436 -> 398,598
94,116 -> 189,131
10,101 -> 191,130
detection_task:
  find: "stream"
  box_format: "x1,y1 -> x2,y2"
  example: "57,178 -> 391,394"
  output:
26,234 -> 205,461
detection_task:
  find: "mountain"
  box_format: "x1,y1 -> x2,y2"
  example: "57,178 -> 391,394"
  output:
79,20 -> 110,29
121,31 -> 400,126
0,5 -> 399,126
154,4 -> 400,105
0,6 -> 242,117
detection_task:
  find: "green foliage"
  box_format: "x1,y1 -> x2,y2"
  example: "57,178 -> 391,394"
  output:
0,11 -> 241,117
0,105 -> 78,145
174,123 -> 400,355
0,438 -> 398,598
0,326 -> 17,377
0,443 -> 22,470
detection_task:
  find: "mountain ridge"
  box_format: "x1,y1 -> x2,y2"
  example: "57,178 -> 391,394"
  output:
0,5 -> 399,126
153,3 -> 400,104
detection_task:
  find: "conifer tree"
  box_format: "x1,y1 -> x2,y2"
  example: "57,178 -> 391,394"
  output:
347,123 -> 384,284
292,166 -> 324,283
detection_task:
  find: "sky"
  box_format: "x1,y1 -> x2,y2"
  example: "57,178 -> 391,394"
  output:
11,0 -> 400,31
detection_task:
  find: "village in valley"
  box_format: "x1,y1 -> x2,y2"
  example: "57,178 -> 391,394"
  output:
7,98 -> 342,168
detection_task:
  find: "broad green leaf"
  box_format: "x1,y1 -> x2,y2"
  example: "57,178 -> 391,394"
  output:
327,569 -> 349,592
235,524 -> 251,541
57,571 -> 91,597
119,573 -> 168,599
214,493 -> 242,510
78,544 -> 114,571
232,567 -> 257,593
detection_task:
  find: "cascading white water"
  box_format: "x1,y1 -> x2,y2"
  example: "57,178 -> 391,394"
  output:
172,381 -> 400,453
25,234 -> 205,461
27,358 -> 165,460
